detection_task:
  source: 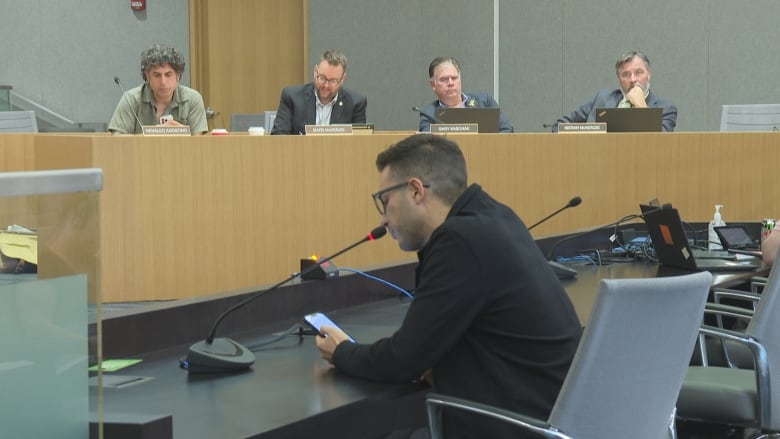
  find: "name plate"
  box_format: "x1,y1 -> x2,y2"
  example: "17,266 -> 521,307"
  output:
430,123 -> 479,134
305,124 -> 353,135
141,125 -> 191,136
557,123 -> 607,134
352,123 -> 374,135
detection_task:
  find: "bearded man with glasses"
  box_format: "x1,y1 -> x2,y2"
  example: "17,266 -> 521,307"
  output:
271,49 -> 367,135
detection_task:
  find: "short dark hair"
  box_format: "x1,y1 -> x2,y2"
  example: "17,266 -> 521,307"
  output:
320,49 -> 348,73
428,57 -> 461,79
615,50 -> 651,75
140,44 -> 185,80
376,134 -> 467,206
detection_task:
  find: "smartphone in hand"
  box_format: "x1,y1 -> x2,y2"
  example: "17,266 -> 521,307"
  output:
304,312 -> 356,343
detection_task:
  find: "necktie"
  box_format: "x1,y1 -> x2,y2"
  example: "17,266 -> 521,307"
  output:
618,98 -> 632,108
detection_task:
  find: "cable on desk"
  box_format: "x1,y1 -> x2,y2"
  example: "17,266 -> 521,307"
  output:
179,324 -> 313,369
244,323 -> 313,351
555,254 -> 598,266
339,267 -> 414,301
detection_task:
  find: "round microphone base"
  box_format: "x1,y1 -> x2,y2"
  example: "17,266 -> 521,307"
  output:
185,337 -> 255,374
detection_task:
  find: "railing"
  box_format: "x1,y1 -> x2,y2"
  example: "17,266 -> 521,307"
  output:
0,85 -> 10,111
0,86 -> 106,132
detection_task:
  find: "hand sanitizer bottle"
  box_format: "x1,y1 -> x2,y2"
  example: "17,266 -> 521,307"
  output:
708,205 -> 725,250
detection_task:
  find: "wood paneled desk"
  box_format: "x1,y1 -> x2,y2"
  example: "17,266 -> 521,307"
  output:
1,132 -> 778,302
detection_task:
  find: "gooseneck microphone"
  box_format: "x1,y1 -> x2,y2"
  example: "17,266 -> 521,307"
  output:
545,203 -> 672,260
412,106 -> 445,125
113,76 -> 145,134
185,226 -> 387,373
527,196 -> 582,231
526,196 -> 582,279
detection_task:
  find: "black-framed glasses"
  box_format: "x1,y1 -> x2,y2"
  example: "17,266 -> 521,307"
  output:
371,181 -> 430,215
314,71 -> 342,86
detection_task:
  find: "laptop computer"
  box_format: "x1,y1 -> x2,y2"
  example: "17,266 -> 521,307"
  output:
714,225 -> 763,257
595,107 -> 663,132
434,107 -> 500,133
640,205 -> 760,271
638,204 -> 736,260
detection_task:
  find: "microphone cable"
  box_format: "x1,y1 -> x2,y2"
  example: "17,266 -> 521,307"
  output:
546,204 -> 672,261
338,267 -> 415,301
180,264 -> 413,369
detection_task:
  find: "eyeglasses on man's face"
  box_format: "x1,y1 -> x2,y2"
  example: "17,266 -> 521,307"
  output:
314,70 -> 342,86
371,180 -> 430,215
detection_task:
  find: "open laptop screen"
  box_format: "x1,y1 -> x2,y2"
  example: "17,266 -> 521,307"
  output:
714,225 -> 759,250
434,107 -> 500,133
595,107 -> 662,132
641,205 -> 760,271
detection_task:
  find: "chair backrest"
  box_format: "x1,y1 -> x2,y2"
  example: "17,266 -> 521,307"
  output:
230,113 -> 264,132
720,104 -> 780,132
746,252 -> 780,429
0,110 -> 38,133
548,271 -> 712,439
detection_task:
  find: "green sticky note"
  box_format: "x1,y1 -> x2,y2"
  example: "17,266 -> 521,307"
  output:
89,359 -> 143,372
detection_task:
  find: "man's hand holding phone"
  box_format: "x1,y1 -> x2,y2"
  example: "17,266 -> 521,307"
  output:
159,114 -> 185,127
315,325 -> 352,363
305,312 -> 356,363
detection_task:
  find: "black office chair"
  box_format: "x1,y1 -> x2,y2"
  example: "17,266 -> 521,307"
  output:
426,272 -> 712,439
230,113 -> 264,132
697,276 -> 767,368
677,255 -> 780,437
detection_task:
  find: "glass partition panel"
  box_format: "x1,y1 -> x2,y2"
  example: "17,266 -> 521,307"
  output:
0,169 -> 102,439
0,85 -> 10,111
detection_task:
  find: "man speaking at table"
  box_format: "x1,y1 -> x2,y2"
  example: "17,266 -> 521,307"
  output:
315,133 -> 582,438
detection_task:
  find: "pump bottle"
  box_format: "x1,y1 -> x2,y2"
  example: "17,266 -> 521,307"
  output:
708,205 -> 725,250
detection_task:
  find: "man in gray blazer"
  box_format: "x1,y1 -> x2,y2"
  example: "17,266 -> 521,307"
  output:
418,57 -> 514,133
271,50 -> 367,135
553,50 -> 677,132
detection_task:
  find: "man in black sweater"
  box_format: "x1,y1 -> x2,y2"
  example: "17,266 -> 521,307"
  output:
316,133 -> 582,438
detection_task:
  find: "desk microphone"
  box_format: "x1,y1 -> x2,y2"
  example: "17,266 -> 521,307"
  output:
526,196 -> 582,279
113,76 -> 144,134
545,203 -> 672,260
527,196 -> 582,231
185,226 -> 387,374
412,106 -> 445,125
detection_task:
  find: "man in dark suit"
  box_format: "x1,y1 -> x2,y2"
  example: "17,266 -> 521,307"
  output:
271,50 -> 367,135
418,56 -> 514,133
553,50 -> 677,132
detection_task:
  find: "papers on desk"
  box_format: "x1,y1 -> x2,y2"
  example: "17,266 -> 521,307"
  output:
89,359 -> 143,372
0,227 -> 37,265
